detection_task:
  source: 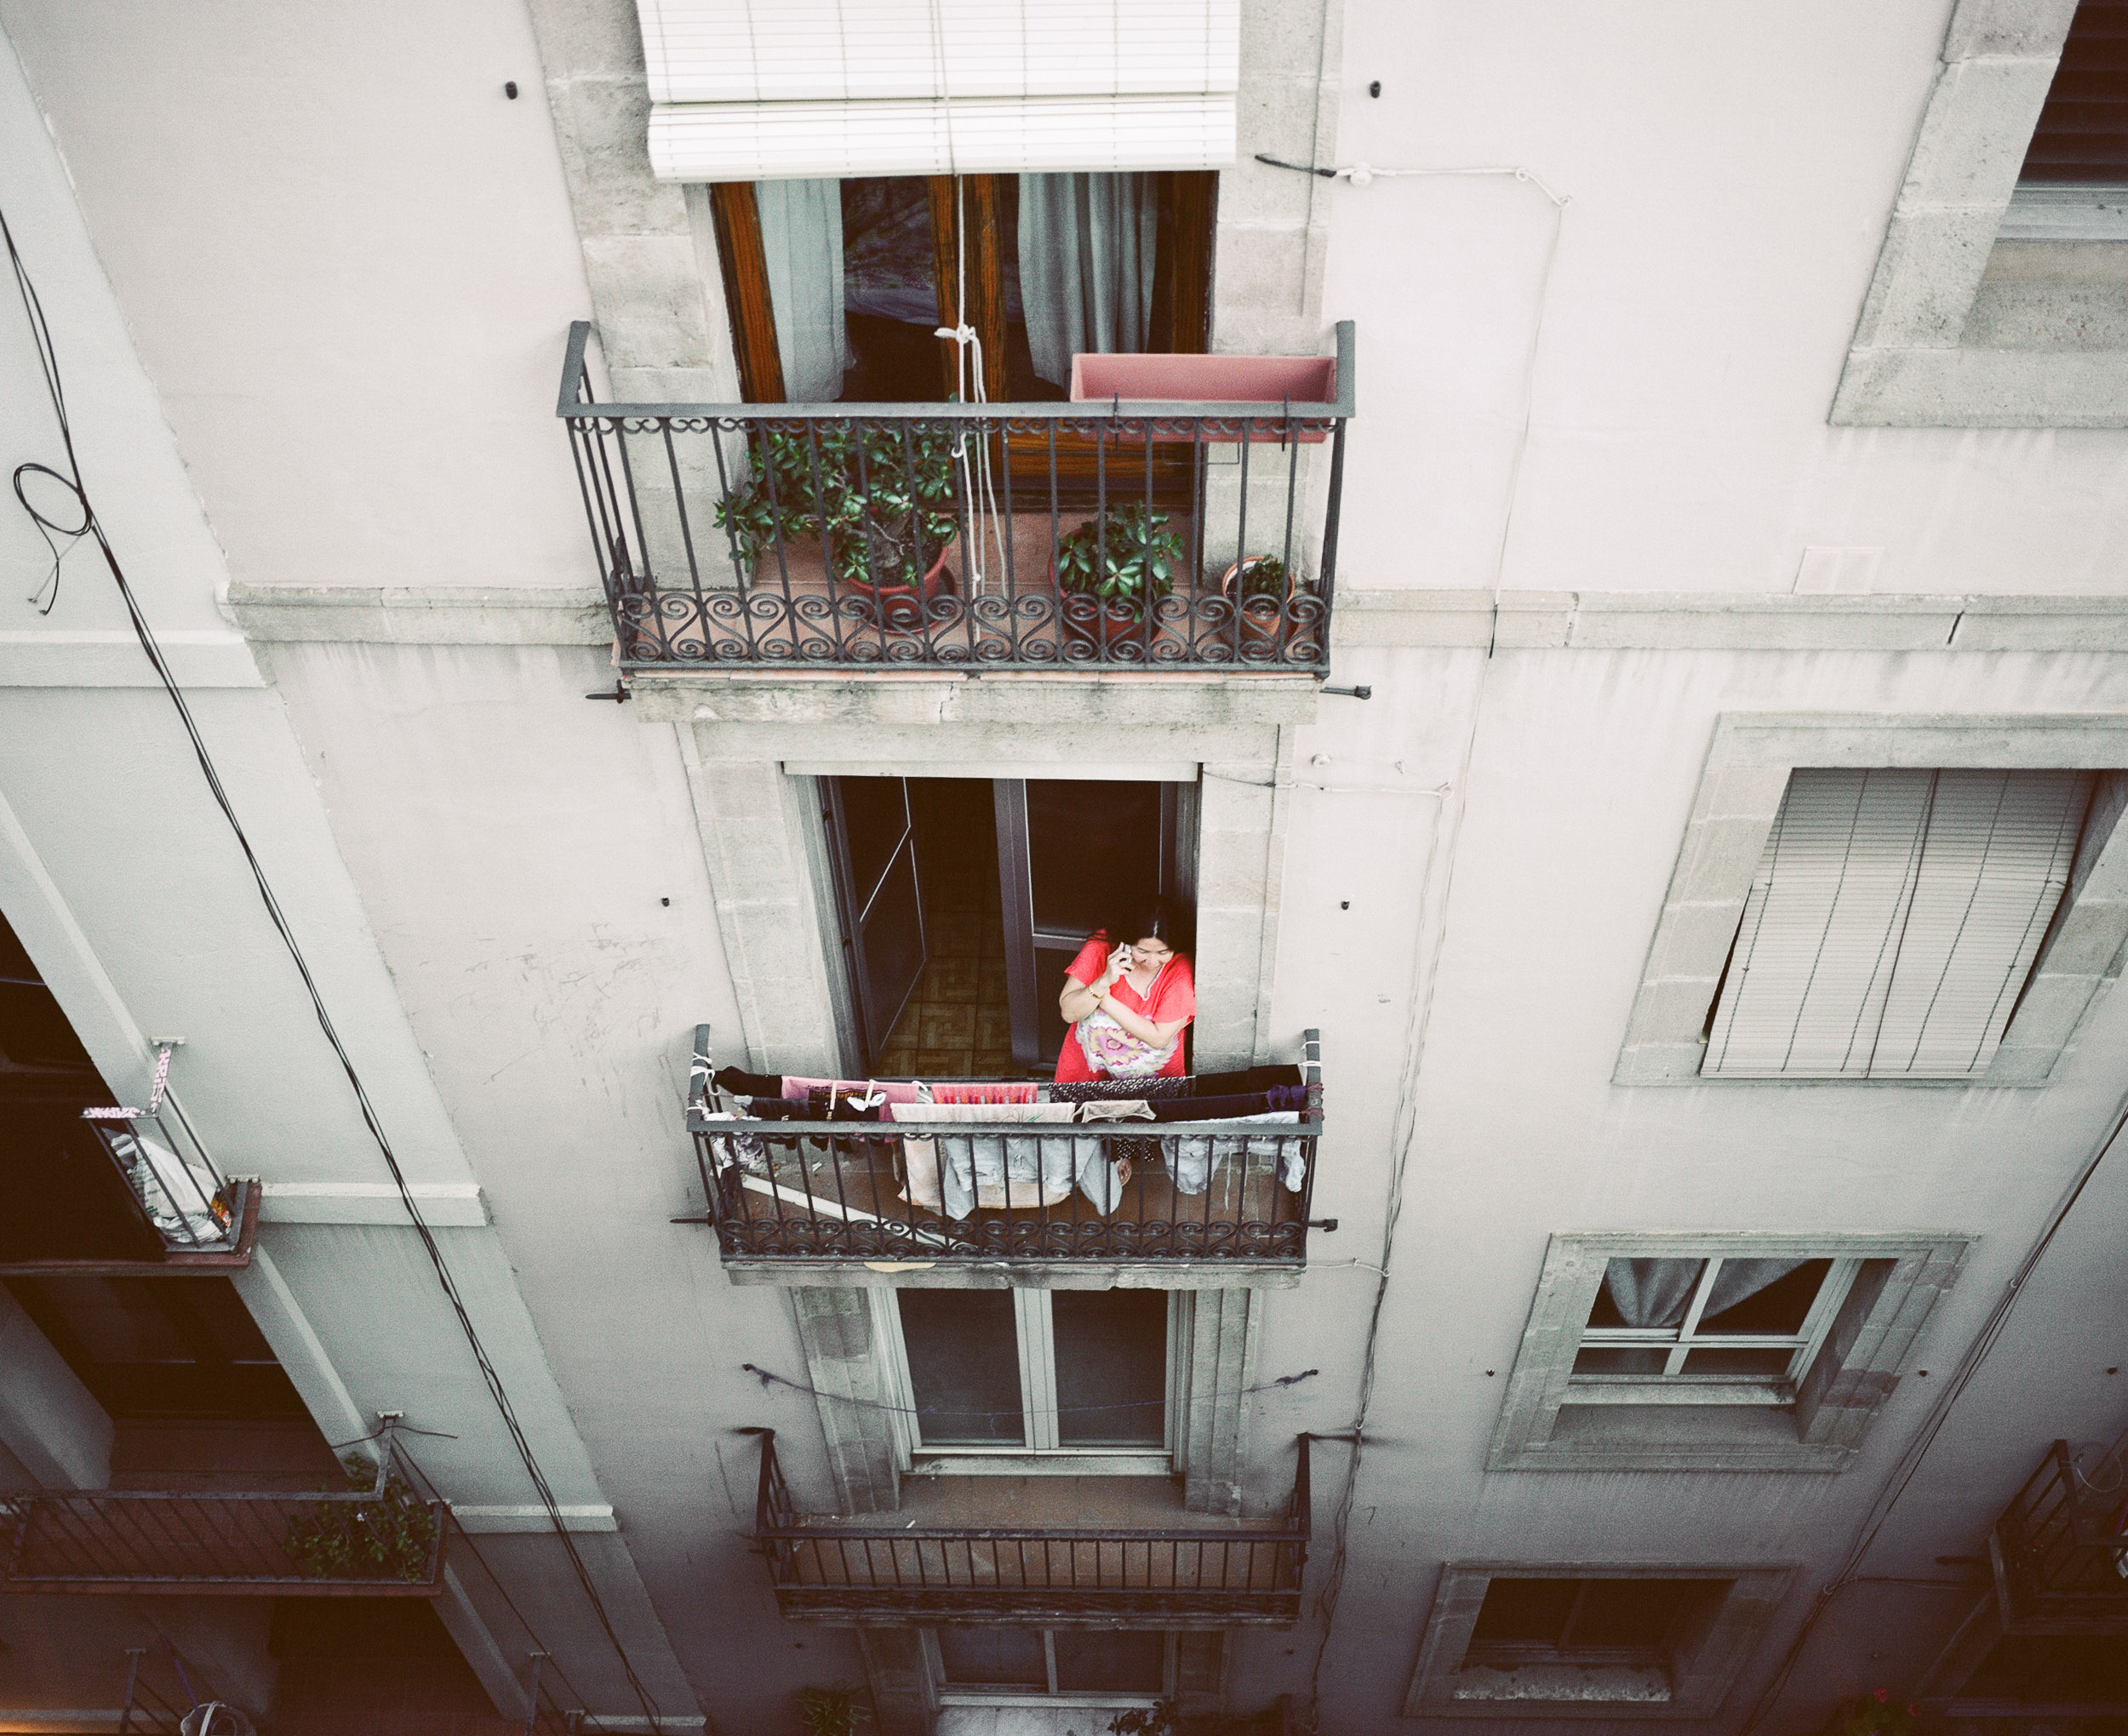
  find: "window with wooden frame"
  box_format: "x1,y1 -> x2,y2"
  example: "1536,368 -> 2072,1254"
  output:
706,171 -> 1216,499
928,1625 -> 1174,1705
878,1287 -> 1187,1475
1404,1564 -> 1796,1719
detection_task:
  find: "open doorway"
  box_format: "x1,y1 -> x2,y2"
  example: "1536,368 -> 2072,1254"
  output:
821,775 -> 1197,1077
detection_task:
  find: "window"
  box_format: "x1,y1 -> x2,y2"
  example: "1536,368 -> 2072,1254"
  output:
1831,0 -> 2128,425
1572,1258 -> 1856,1402
1702,769 -> 2091,1080
2001,0 -> 2128,237
930,1626 -> 1173,1705
708,172 -> 1216,408
1616,717 -> 2128,1088
883,1288 -> 1183,1469
1405,1565 -> 1794,1719
1488,1233 -> 1969,1472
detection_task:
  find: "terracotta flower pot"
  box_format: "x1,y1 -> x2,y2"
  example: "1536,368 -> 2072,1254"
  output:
846,543 -> 956,633
1221,557 -> 1294,651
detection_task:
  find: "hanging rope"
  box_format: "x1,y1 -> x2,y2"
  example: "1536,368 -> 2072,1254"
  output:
924,0 -> 1008,597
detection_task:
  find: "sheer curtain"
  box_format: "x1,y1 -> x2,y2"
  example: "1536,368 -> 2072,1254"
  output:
1602,1258 -> 1808,1328
1016,173 -> 1159,389
754,179 -> 849,400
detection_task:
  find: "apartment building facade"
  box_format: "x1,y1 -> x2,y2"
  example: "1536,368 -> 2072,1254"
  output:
3,0 -> 2127,1732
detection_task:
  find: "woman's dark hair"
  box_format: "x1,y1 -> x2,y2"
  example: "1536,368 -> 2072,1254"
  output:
1111,896 -> 1193,955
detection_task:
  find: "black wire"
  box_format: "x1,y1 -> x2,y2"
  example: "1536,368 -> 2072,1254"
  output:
0,201 -> 670,1733
743,1360 -> 1319,1418
1736,1099 -> 2128,1733
393,1444 -> 609,1729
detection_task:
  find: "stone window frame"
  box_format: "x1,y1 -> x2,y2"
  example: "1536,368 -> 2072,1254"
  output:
1486,1232 -> 1970,1474
1616,712 -> 2128,1088
1402,1562 -> 1796,1719
791,1282 -> 1267,1516
1829,0 -> 2128,427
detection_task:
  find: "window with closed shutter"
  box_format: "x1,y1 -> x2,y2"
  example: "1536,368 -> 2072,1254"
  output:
634,0 -> 1239,182
1702,768 -> 2092,1080
2018,0 -> 2128,186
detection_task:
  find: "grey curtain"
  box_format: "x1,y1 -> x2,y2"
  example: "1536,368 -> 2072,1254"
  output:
1602,1258 -> 1808,1328
1016,172 -> 1158,389
754,179 -> 849,401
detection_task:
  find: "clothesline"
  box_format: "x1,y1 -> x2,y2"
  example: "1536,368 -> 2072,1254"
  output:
742,1361 -> 1319,1419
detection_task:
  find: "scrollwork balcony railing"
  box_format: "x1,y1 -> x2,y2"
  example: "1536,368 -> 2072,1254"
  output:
686,1030 -> 1323,1270
557,323 -> 1352,674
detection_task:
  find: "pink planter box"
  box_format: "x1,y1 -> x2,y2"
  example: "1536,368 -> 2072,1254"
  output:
1068,352 -> 1338,444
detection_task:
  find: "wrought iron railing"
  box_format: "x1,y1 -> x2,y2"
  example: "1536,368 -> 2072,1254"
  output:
558,323 -> 1352,673
753,1430 -> 1309,1624
1991,1439 -> 2128,1628
687,1029 -> 1322,1265
0,1445 -> 449,1596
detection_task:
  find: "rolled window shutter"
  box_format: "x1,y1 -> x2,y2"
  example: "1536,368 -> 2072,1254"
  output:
1868,770 -> 2091,1076
1703,769 -> 2090,1080
635,0 -> 1239,180
1705,770 -> 1933,1078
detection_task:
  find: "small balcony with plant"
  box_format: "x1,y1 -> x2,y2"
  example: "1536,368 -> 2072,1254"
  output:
0,1431 -> 450,1598
557,324 -> 1353,694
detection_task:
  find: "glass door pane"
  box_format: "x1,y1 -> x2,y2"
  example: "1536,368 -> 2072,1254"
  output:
1052,1289 -> 1168,1447
1053,1629 -> 1168,1693
897,1290 -> 1024,1446
936,1626 -> 1047,1689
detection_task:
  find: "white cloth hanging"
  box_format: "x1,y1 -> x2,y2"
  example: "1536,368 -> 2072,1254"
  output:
1016,172 -> 1159,388
1601,1259 -> 1810,1328
1163,1110 -> 1304,1197
754,179 -> 850,399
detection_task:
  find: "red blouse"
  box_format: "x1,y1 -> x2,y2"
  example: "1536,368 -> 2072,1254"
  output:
1054,932 -> 1196,1082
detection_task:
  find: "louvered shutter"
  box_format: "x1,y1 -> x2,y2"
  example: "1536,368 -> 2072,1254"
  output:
1702,769 -> 2090,1080
1868,771 -> 2090,1076
634,0 -> 1239,180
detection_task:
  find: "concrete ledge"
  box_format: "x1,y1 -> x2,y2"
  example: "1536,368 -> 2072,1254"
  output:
257,1181 -> 490,1226
631,669 -> 1322,728
221,582 -> 2128,657
1333,590 -> 2128,651
224,582 -> 610,645
0,629 -> 264,688
449,1501 -> 619,1533
1831,343 -> 2128,427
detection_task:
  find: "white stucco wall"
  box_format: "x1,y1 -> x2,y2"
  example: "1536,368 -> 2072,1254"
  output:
1325,0 -> 2128,597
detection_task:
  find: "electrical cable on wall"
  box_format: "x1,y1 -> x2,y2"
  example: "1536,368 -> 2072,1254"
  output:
1256,151 -> 1570,657
0,201 -> 677,1733
1735,1097 -> 2128,1733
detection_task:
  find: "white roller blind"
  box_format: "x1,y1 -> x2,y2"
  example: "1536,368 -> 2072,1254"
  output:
635,0 -> 1239,180
1703,768 -> 2091,1080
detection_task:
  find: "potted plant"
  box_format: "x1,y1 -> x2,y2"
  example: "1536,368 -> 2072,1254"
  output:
1052,502 -> 1183,654
282,1457 -> 440,1583
798,1685 -> 872,1736
715,425 -> 961,631
1219,554 -> 1303,653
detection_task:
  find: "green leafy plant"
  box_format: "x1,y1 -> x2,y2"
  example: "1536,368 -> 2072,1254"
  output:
1227,554 -> 1290,604
798,1685 -> 872,1736
1107,1703 -> 1180,1736
282,1456 -> 439,1583
715,425 -> 960,591
1054,503 -> 1183,623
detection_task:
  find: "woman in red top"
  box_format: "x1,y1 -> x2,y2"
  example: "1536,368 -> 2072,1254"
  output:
1055,897 -> 1196,1086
